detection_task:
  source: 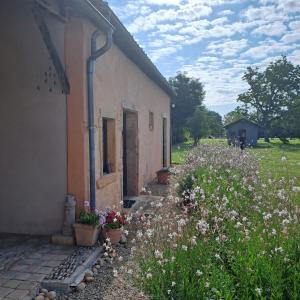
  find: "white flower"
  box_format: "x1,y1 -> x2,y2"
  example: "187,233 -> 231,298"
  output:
182,245 -> 188,251
113,268 -> 118,277
196,270 -> 203,276
154,250 -> 163,259
196,220 -> 209,235
281,156 -> 287,161
171,281 -> 176,287
292,186 -> 300,192
255,288 -> 262,295
146,273 -> 152,279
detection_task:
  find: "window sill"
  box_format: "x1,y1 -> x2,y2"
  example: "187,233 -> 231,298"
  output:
96,173 -> 117,189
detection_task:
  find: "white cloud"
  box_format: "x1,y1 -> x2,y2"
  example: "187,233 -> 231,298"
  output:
252,21 -> 287,36
206,39 -> 249,57
289,20 -> 300,31
242,40 -> 297,59
149,46 -> 181,62
281,32 -> 300,43
218,9 -> 234,16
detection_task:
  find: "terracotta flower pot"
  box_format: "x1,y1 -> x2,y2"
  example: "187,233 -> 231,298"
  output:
103,227 -> 122,244
73,224 -> 100,246
156,168 -> 171,185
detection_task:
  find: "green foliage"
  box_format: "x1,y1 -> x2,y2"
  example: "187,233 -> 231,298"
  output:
207,110 -> 224,136
79,210 -> 99,226
223,105 -> 253,125
169,72 -> 205,144
237,56 -> 300,141
186,107 -> 209,145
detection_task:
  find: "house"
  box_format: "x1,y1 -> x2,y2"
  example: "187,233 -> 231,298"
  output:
0,0 -> 173,235
224,118 -> 260,147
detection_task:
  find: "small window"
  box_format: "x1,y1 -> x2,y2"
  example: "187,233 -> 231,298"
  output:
149,111 -> 154,131
102,118 -> 116,175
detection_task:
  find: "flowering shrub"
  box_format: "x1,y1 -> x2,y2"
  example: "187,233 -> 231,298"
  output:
99,209 -> 127,229
133,145 -> 300,299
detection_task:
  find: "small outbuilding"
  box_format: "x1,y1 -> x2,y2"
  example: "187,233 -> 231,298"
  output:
224,118 -> 260,147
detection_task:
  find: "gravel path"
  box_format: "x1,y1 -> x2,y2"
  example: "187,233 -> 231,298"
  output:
58,243 -> 148,300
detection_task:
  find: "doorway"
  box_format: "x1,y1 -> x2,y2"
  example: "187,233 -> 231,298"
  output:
162,117 -> 168,167
123,110 -> 139,197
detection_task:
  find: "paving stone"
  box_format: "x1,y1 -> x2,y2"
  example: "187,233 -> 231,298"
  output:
22,259 -> 41,266
0,272 -> 16,279
0,287 -> 14,297
36,267 -> 53,275
0,278 -> 8,286
10,265 -> 29,272
2,279 -> 23,289
17,280 -> 37,291
14,273 -> 31,281
4,288 -> 29,299
40,260 -> 61,268
25,265 -> 41,273
27,273 -> 45,282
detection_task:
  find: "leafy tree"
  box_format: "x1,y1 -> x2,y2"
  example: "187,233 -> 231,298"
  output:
187,107 -> 209,145
223,106 -> 250,126
207,110 -> 224,136
270,98 -> 300,140
169,72 -> 205,144
237,56 -> 300,142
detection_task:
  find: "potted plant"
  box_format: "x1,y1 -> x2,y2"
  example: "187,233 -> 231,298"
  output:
73,209 -> 100,246
156,167 -> 172,185
100,209 -> 127,244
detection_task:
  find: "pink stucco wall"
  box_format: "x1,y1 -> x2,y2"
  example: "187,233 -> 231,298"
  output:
67,19 -> 171,212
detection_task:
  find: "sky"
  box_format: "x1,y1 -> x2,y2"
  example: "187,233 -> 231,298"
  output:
107,0 -> 300,116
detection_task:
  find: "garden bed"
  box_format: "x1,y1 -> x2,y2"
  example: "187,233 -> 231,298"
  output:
132,145 -> 300,299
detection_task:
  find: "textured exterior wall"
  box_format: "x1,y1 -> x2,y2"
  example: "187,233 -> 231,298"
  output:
66,19 -> 171,212
226,120 -> 259,147
0,1 -> 67,234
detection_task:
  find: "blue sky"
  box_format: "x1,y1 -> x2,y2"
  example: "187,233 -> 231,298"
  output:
107,0 -> 300,116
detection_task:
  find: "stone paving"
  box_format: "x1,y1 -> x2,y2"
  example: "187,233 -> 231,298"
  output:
0,234 -> 74,300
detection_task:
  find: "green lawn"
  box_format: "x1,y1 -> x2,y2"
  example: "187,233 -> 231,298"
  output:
172,138 -> 300,179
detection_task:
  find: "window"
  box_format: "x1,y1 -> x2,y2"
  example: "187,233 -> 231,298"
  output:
149,111 -> 154,131
102,118 -> 116,175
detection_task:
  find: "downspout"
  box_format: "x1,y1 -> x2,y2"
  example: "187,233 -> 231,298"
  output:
87,27 -> 113,211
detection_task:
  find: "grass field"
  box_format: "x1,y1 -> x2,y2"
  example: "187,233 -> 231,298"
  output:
172,138 -> 300,179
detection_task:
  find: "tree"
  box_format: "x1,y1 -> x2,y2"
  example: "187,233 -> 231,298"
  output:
169,72 -> 205,144
187,107 -> 209,145
207,110 -> 224,136
223,106 -> 250,126
237,56 -> 300,142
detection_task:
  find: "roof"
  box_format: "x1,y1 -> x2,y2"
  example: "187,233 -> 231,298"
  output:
72,0 -> 175,98
224,118 -> 260,129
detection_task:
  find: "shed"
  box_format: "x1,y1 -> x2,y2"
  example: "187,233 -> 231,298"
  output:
224,118 -> 260,147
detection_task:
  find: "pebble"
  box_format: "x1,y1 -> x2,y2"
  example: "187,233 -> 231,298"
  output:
120,235 -> 127,244
85,276 -> 95,283
76,282 -> 86,291
47,291 -> 57,299
85,270 -> 94,278
35,296 -> 45,300
41,289 -> 48,294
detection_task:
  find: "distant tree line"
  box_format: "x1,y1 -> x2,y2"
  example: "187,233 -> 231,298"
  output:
169,72 -> 224,145
224,56 -> 300,142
